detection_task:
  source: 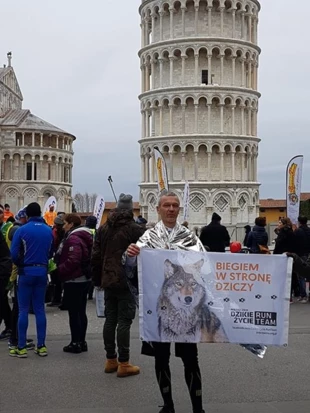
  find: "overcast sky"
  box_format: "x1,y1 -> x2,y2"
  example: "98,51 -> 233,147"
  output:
0,0 -> 309,201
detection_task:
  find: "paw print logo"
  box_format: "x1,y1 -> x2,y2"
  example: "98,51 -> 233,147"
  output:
224,298 -> 230,303
271,295 -> 277,300
239,298 -> 245,303
147,310 -> 152,315
255,294 -> 262,299
161,306 -> 167,311
207,301 -> 214,306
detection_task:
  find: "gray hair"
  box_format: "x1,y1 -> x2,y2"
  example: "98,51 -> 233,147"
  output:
157,190 -> 180,206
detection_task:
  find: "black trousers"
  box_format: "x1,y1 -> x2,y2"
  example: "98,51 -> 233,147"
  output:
103,288 -> 136,362
10,283 -> 19,345
152,342 -> 203,413
0,278 -> 12,331
64,282 -> 89,343
50,270 -> 63,303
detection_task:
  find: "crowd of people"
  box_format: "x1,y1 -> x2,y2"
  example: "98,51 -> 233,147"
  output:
0,193 -> 309,413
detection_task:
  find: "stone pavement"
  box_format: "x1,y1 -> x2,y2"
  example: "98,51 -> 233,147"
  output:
1,301 -> 310,413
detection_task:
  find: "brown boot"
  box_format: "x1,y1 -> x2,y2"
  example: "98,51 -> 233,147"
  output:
117,362 -> 140,378
104,358 -> 118,374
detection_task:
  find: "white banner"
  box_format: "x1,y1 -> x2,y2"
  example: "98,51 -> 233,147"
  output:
183,181 -> 190,222
95,288 -> 105,318
286,155 -> 303,226
138,249 -> 292,346
43,196 -> 57,213
93,195 -> 105,229
154,149 -> 169,193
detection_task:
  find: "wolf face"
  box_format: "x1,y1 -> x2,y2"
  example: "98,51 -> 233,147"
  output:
157,258 -> 228,343
162,259 -> 205,310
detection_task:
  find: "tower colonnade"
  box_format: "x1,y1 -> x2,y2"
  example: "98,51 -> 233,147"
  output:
138,0 -> 261,227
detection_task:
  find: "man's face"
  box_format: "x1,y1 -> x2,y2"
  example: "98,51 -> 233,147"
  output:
20,217 -> 27,225
0,209 -> 4,224
5,206 -> 9,211
157,196 -> 180,227
50,206 -> 55,212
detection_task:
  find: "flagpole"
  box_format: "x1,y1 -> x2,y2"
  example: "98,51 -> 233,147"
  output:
107,176 -> 117,202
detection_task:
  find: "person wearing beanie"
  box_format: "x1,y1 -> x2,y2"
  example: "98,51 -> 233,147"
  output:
10,202 -> 53,358
199,212 -> 230,252
91,193 -> 144,377
117,193 -> 133,210
85,215 -> 98,230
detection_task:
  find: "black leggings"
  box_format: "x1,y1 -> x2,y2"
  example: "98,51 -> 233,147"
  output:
64,282 -> 89,343
152,342 -> 202,413
0,279 -> 11,331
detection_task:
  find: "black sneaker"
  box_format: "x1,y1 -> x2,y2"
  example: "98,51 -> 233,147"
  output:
63,343 -> 82,354
0,329 -> 12,340
80,341 -> 88,352
159,406 -> 175,413
47,302 -> 61,307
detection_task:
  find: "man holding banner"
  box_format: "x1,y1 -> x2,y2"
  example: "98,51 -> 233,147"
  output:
126,191 -> 206,413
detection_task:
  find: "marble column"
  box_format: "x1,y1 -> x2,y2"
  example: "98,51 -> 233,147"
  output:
169,152 -> 173,181
232,9 -> 236,37
220,152 -> 224,181
208,7 -> 212,36
10,158 -> 13,180
207,152 -> 211,180
181,152 -> 185,181
159,106 -> 163,136
159,11 -> 164,41
194,54 -> 199,85
169,7 -> 174,38
231,105 -> 235,134
181,7 -> 186,36
195,104 -> 199,133
194,151 -> 198,180
231,151 -> 235,180
169,104 -> 173,135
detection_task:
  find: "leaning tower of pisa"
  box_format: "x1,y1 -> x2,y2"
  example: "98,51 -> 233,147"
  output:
138,0 -> 261,228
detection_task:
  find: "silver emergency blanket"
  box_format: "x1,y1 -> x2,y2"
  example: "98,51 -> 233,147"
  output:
127,220 -> 266,358
137,221 -> 205,251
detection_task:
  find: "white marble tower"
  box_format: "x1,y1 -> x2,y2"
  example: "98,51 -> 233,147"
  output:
138,0 -> 261,228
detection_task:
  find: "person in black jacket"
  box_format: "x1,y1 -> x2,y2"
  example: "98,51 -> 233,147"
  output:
243,225 -> 251,246
199,213 -> 230,252
273,218 -> 296,255
293,216 -> 310,302
294,216 -> 310,257
246,217 -> 268,253
274,218 -> 299,301
0,229 -> 12,340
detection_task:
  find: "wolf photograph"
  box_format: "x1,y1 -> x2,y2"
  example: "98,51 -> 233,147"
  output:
157,259 -> 228,343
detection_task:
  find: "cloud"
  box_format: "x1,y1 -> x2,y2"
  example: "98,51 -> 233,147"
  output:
1,0 -> 309,201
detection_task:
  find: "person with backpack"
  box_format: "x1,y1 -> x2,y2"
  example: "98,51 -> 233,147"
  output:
56,214 -> 93,354
246,217 -> 269,254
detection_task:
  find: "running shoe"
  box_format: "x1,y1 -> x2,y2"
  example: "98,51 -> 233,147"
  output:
35,345 -> 48,357
15,347 -> 28,358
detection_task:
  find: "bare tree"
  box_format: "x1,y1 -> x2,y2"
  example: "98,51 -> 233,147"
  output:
73,192 -> 98,212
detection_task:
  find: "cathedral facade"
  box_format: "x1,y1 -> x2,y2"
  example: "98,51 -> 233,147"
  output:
0,53 -> 75,214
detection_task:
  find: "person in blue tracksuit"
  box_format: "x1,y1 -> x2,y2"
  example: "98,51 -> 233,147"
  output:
10,202 -> 53,358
